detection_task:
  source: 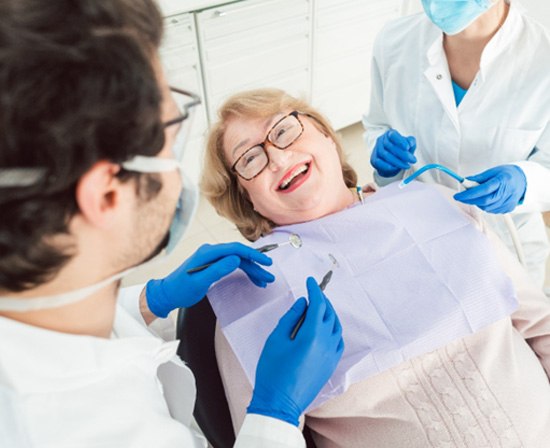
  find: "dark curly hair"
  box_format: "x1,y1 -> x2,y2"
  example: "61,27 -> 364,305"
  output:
0,0 -> 165,291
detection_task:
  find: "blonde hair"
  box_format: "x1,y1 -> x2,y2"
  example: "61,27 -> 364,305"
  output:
201,88 -> 357,241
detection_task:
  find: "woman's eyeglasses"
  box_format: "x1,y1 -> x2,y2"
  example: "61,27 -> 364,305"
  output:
231,111 -> 307,181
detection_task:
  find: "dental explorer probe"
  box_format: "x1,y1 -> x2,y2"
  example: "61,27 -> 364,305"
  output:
290,270 -> 333,340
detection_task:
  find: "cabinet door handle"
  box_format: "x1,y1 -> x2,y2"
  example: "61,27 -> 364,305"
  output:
212,1 -> 276,19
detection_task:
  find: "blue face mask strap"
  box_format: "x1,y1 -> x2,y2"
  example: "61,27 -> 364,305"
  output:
399,163 -> 466,188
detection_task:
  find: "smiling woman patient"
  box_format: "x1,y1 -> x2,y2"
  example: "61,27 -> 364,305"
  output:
203,89 -> 358,240
201,88 -> 550,448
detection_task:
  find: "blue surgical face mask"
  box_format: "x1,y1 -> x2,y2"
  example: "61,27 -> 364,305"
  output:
421,0 -> 494,35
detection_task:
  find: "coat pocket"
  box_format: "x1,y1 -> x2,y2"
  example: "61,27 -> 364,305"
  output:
492,126 -> 544,164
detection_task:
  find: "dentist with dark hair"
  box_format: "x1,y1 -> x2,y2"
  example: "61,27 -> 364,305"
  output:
0,1 -> 343,446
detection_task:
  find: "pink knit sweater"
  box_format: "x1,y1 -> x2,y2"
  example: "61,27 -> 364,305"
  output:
215,188 -> 550,447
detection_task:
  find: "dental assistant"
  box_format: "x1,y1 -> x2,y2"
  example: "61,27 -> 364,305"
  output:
0,1 -> 344,447
363,0 -> 550,285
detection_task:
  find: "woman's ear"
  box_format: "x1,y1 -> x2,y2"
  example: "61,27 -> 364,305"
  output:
75,161 -> 125,229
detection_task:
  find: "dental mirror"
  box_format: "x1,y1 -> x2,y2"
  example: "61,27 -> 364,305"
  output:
288,233 -> 302,249
258,233 -> 302,253
187,233 -> 302,274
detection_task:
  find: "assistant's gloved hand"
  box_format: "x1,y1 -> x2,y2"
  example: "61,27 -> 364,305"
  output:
370,129 -> 417,177
453,164 -> 527,214
247,277 -> 344,426
145,242 -> 274,318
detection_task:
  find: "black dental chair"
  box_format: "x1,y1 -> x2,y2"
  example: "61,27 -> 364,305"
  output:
176,299 -> 317,448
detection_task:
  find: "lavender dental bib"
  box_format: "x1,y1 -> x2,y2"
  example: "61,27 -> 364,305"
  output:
207,182 -> 518,410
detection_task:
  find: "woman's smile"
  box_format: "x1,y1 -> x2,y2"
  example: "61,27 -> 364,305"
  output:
276,161 -> 312,193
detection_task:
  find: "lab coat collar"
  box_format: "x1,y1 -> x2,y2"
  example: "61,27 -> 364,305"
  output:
425,33 -> 458,130
426,32 -> 445,67
425,1 -> 525,81
479,1 -> 525,81
0,311 -> 179,394
422,1 -> 524,129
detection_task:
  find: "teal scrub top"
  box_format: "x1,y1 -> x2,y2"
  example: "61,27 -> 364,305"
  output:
452,80 -> 468,106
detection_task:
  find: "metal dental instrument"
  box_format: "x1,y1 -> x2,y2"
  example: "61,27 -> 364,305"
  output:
328,253 -> 340,269
399,163 -> 478,189
356,185 -> 364,204
290,270 -> 333,340
258,233 -> 302,253
186,233 -> 302,274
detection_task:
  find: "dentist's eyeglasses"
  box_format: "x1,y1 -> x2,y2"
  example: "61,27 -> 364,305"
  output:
120,87 -> 201,175
231,111 -> 307,181
165,87 -> 201,164
166,87 -> 201,126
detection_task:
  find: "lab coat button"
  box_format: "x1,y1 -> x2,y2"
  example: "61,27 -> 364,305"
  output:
436,74 -> 443,80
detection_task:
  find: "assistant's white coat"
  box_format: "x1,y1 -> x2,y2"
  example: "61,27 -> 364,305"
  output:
363,1 -> 550,284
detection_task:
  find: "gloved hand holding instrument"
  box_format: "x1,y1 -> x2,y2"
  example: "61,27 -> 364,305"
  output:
371,129 -> 527,214
400,162 -> 527,214
247,276 -> 344,426
149,244 -> 344,427
145,242 -> 275,318
453,164 -> 527,214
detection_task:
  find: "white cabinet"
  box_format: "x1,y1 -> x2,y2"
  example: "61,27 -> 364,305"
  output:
158,0 -> 410,181
311,0 -> 400,130
196,0 -> 313,122
160,13 -> 208,185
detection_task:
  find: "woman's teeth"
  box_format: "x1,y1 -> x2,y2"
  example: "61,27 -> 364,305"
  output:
279,163 -> 310,190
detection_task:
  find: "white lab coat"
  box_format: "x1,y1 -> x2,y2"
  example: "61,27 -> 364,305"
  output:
0,284 -> 305,448
363,1 -> 550,285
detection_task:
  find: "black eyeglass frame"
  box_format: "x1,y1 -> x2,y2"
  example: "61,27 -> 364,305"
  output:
164,87 -> 202,128
231,110 -> 313,181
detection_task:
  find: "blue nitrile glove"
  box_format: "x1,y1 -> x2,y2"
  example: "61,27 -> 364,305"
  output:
370,129 -> 417,178
145,242 -> 274,318
247,277 -> 344,426
454,164 -> 527,214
